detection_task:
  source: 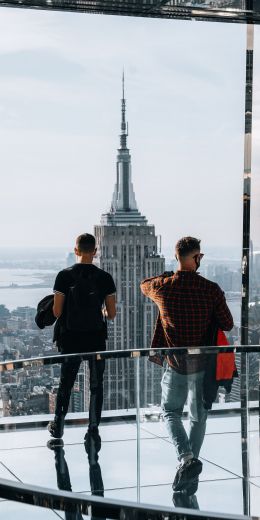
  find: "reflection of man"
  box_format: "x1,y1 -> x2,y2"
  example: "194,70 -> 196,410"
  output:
172,490 -> 199,509
141,237 -> 233,493
48,430 -> 104,520
48,233 -> 116,443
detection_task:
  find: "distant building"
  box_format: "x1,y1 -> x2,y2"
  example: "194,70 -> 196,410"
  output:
69,369 -> 85,413
48,386 -> 58,414
7,318 -> 20,332
70,384 -> 85,413
12,307 -> 35,325
23,390 -> 49,415
66,252 -> 76,267
94,76 -> 165,411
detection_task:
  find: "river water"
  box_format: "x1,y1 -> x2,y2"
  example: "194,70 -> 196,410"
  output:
0,268 -> 54,310
0,268 -> 242,327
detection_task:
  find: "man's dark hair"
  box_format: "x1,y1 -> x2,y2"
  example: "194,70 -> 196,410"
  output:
76,233 -> 96,253
175,237 -> 201,258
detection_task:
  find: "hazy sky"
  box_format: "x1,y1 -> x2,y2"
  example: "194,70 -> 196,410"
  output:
0,8 -> 259,252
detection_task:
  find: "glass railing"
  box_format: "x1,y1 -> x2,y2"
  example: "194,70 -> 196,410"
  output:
0,346 -> 259,518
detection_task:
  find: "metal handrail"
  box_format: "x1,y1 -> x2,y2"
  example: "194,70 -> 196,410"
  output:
0,477 -> 250,520
0,345 -> 259,372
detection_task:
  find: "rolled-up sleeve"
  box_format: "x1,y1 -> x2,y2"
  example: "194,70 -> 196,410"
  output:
53,271 -> 68,296
140,277 -> 159,301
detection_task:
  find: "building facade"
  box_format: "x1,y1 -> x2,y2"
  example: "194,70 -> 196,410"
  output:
94,77 -> 165,411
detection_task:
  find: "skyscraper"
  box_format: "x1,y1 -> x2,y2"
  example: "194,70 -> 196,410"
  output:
94,75 -> 165,411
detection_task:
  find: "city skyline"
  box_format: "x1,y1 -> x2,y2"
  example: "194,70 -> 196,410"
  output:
0,9 -> 256,249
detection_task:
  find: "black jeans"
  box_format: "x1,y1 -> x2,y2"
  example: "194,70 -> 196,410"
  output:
55,356 -> 105,429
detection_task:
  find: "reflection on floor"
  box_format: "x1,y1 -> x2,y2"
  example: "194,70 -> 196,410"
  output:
0,414 -> 259,518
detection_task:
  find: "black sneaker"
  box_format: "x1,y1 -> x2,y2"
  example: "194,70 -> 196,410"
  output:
172,458 -> 202,492
172,491 -> 199,510
47,415 -> 65,439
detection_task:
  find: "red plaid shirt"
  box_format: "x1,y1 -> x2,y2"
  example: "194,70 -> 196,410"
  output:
140,271 -> 234,374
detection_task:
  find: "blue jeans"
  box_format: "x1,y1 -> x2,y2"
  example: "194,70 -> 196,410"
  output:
161,365 -> 207,461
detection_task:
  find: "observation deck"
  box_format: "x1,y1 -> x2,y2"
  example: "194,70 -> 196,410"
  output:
0,347 -> 259,519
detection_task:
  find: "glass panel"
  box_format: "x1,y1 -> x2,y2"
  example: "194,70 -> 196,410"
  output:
0,499 -> 104,520
0,501 -> 63,519
249,24 -> 260,514
250,20 -> 260,446
0,348 -> 259,516
248,352 -> 260,483
137,349 -> 260,516
0,354 -> 139,503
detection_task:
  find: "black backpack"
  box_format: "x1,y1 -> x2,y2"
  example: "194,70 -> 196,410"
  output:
66,269 -> 104,332
35,295 -> 56,329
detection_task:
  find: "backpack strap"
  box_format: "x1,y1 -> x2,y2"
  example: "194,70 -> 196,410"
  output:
69,267 -> 98,286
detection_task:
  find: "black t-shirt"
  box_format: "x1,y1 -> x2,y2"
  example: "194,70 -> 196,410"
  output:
53,263 -> 116,353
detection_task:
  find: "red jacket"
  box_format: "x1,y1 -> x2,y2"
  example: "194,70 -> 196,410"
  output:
216,330 -> 237,381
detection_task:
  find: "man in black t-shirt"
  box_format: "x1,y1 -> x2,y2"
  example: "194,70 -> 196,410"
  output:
47,233 -> 116,444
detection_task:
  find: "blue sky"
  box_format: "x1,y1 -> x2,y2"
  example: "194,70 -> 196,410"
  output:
0,8 -> 259,252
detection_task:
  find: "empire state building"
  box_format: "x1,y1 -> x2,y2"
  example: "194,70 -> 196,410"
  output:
94,76 -> 165,410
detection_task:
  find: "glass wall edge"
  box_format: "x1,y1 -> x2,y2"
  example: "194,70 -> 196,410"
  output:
0,477 -> 251,520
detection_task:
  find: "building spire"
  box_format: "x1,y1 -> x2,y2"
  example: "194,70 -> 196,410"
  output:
120,70 -> 128,149
101,73 -> 147,225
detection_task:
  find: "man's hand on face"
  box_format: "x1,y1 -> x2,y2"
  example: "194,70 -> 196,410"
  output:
192,253 -> 204,271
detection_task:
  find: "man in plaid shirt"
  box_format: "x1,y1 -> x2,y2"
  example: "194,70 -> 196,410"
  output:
140,237 -> 233,495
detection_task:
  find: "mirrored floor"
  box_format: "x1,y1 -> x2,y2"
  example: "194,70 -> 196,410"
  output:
0,414 -> 259,516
